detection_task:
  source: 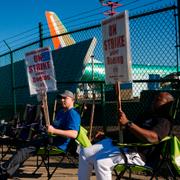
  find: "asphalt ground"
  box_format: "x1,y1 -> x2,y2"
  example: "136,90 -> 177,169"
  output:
9,156 -> 159,180
0,144 -> 179,180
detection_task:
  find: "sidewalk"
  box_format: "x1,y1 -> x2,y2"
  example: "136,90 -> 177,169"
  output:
11,155 -> 91,180
0,146 -> 174,180
9,156 -> 168,180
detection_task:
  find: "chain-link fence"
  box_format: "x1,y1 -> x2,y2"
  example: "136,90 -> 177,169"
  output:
0,4 -> 179,138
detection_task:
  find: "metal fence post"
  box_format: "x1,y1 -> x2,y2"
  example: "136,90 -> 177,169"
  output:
3,40 -> 16,115
101,83 -> 106,133
177,0 -> 180,71
39,22 -> 43,48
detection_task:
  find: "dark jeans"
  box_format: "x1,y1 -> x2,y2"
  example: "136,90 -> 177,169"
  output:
0,137 -> 48,176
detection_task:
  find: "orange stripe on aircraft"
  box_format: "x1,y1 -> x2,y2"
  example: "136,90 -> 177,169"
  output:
45,11 -> 75,49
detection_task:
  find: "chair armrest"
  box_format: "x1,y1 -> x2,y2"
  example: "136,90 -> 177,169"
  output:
116,142 -> 153,148
116,136 -> 171,148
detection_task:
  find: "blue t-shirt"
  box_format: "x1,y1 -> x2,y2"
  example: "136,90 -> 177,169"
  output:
52,108 -> 80,151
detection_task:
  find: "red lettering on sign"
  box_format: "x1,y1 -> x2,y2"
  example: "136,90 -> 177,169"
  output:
104,35 -> 125,51
32,74 -> 51,83
107,56 -> 124,65
109,24 -> 117,36
34,55 -> 42,62
28,61 -> 51,73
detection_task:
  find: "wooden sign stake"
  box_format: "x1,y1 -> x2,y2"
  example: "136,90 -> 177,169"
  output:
52,99 -> 57,122
89,93 -> 95,141
40,91 -> 50,127
115,81 -> 123,143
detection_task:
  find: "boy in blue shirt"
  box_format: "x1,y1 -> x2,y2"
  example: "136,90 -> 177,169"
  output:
0,90 -> 80,180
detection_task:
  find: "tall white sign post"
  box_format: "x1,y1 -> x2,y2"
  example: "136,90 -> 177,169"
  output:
102,11 -> 132,142
25,46 -> 57,126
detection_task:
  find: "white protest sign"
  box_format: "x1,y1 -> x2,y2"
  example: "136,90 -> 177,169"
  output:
25,47 -> 57,95
102,10 -> 132,84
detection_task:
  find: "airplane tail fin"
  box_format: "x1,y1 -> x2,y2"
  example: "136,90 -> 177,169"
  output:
45,11 -> 75,49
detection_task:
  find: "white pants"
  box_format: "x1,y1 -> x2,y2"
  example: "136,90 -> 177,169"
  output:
78,138 -> 145,180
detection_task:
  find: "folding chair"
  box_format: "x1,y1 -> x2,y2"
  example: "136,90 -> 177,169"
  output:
0,113 -> 21,160
34,126 -> 91,179
76,126 -> 92,148
0,105 -> 43,161
170,135 -> 180,176
114,136 -> 173,179
34,138 -> 78,179
13,104 -> 43,142
114,97 -> 180,180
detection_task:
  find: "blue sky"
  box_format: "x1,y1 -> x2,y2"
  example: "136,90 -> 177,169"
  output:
0,0 -> 174,42
0,0 -> 102,41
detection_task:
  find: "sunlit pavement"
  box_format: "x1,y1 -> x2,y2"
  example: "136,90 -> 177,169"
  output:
7,156 -> 168,180
0,146 -> 174,180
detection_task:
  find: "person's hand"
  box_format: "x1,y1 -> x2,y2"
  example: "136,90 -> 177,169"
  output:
91,130 -> 105,143
47,125 -> 55,134
118,109 -> 129,126
95,131 -> 105,139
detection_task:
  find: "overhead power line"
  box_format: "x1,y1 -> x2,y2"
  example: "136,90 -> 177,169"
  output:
0,0 -> 173,52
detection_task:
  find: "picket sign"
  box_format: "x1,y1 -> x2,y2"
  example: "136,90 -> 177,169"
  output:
25,46 -> 57,95
25,47 -> 57,127
102,11 -> 132,143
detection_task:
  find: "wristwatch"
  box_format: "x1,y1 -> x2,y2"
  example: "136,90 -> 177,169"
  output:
126,120 -> 133,127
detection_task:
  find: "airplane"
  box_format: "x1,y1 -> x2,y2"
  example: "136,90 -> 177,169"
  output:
45,11 -> 75,49
45,11 -> 170,99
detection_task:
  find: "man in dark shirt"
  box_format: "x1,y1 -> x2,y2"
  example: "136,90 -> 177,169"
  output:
78,92 -> 174,180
